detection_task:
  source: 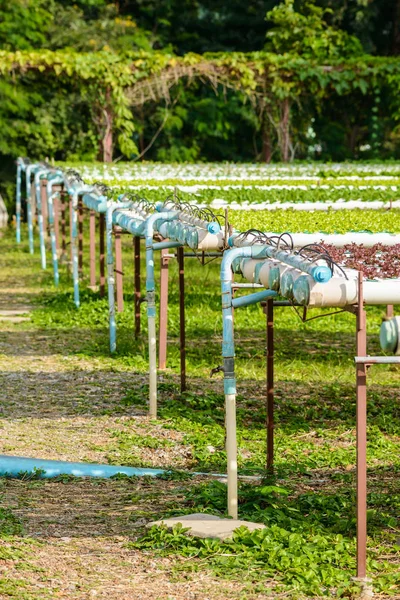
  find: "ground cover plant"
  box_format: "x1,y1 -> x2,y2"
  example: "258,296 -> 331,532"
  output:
0,179 -> 399,599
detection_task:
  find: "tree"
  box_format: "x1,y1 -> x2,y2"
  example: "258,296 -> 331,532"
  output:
260,0 -> 364,161
265,0 -> 363,59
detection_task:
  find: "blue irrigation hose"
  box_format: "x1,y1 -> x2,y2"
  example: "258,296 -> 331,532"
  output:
0,455 -> 226,480
0,455 -> 165,479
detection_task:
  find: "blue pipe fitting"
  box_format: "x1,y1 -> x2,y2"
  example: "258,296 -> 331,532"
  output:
280,271 -> 295,299
227,235 -> 236,247
231,256 -> 243,274
269,266 -> 282,291
310,265 -> 332,283
380,317 -> 400,354
293,275 -> 311,306
254,262 -> 264,284
207,222 -> 221,234
224,377 -> 236,396
187,229 -> 199,250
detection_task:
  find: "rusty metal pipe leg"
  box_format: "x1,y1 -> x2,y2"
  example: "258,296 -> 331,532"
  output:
60,194 -> 67,262
115,229 -> 124,313
178,247 -> 186,392
69,198 -> 73,271
78,197 -> 83,275
266,299 -> 274,473
134,237 -> 141,338
89,210 -> 96,288
159,249 -> 169,370
54,196 -> 60,255
41,180 -> 48,241
356,272 -> 368,581
99,213 -> 105,298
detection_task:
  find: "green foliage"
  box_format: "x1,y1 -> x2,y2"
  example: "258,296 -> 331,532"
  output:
132,520 -> 397,597
231,208 -> 400,234
265,0 -> 363,59
0,508 -> 23,536
0,0 -> 51,51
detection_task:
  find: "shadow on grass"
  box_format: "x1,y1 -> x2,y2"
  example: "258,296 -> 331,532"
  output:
0,464 -> 397,542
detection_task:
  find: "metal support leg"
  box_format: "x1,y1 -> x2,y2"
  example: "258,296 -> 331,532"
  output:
159,249 -> 169,369
178,246 -> 186,392
54,194 -> 60,254
356,272 -> 368,581
266,299 -> 274,473
41,180 -> 48,240
99,213 -> 105,298
27,179 -> 34,254
36,177 -> 46,269
47,188 -> 59,286
78,197 -> 83,274
89,210 -> 96,288
16,164 -> 21,243
386,305 -> 394,319
71,193 -> 80,308
60,193 -> 67,262
115,228 -> 124,313
134,236 -> 141,338
69,197 -> 73,270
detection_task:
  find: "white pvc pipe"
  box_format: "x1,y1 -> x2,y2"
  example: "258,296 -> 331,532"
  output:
294,276 -> 400,307
196,229 -> 224,251
148,315 -> 157,418
257,260 -> 280,288
213,200 -> 400,212
279,267 -> 305,299
263,232 -> 400,248
240,258 -> 265,282
225,393 -> 238,519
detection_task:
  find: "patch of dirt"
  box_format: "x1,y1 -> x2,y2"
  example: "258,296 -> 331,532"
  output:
1,478 -> 269,600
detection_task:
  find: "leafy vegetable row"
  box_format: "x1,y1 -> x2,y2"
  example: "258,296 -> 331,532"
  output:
229,209 -> 400,234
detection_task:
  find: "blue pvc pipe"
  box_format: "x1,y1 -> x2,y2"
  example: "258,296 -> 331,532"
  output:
34,169 -> 48,270
70,190 -> 81,308
112,210 -> 146,236
145,212 -> 178,295
106,201 -> 133,352
16,162 -> 22,243
0,455 -> 165,479
152,241 -> 182,251
221,247 -> 251,395
46,177 -> 63,286
26,164 -> 35,254
82,194 -> 108,213
231,289 -> 277,309
221,245 -> 272,395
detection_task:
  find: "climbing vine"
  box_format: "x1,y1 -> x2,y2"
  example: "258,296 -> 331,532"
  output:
1,49 -> 400,161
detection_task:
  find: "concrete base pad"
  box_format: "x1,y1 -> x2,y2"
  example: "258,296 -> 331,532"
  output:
149,512 -> 265,540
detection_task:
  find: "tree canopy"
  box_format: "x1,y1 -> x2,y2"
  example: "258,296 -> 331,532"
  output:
0,0 -> 400,184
